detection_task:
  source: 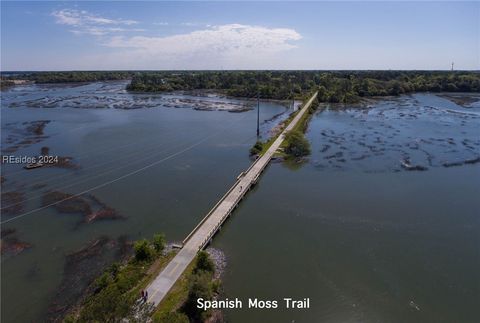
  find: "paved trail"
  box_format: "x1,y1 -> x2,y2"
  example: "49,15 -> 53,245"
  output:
146,92 -> 318,306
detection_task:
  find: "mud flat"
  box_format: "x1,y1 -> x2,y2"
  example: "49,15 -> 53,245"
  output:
312,94 -> 480,173
42,191 -> 124,224
5,81 -> 255,112
1,228 -> 32,256
438,93 -> 480,108
2,120 -> 51,153
47,236 -> 132,321
1,191 -> 25,215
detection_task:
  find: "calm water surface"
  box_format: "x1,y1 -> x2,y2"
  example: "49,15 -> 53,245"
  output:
214,94 -> 480,323
0,81 -> 291,322
1,83 -> 479,323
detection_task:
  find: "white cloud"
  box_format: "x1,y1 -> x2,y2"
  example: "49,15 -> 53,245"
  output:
105,24 -> 302,57
87,24 -> 302,69
181,22 -> 198,27
50,10 -> 302,69
51,9 -> 139,35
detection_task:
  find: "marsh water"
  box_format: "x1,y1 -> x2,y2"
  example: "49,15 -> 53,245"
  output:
1,82 -> 479,322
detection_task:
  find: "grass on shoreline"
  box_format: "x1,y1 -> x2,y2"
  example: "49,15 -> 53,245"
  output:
152,258 -> 197,321
153,251 -> 220,323
64,236 -> 175,322
251,92 -> 318,158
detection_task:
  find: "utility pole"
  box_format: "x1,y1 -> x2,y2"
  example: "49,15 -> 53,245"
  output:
256,91 -> 260,137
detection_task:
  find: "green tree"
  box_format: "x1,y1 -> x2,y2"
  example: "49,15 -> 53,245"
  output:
195,251 -> 215,274
249,141 -> 263,155
134,239 -> 153,262
153,233 -> 166,253
182,271 -> 214,322
284,130 -> 311,158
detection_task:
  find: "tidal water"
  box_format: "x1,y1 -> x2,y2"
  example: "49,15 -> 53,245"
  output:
0,81 -> 291,322
214,94 -> 480,323
1,83 -> 479,322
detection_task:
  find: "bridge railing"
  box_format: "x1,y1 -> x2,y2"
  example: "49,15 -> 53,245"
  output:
198,177 -> 255,250
197,95 -> 318,249
185,91 -> 318,250
182,154 -> 264,246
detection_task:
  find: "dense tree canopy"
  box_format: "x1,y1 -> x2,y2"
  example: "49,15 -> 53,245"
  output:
2,71 -> 133,83
126,70 -> 480,102
3,70 -> 479,102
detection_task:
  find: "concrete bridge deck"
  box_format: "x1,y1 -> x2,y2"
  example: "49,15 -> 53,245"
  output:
146,92 -> 318,306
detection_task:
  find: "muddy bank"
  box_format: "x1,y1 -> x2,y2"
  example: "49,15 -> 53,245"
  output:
442,156 -> 480,168
5,81 -> 254,112
47,236 -> 132,321
438,93 -> 480,108
2,120 -> 51,153
162,97 -> 253,112
1,228 -> 32,256
42,191 -> 124,224
38,147 -> 79,169
312,94 -> 480,173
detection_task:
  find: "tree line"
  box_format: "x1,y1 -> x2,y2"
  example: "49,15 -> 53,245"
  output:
3,70 -> 479,102
2,71 -> 134,83
126,70 -> 480,102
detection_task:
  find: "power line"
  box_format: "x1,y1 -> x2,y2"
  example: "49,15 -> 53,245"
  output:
1,112 -> 254,224
1,130 -> 220,225
1,123 -> 214,194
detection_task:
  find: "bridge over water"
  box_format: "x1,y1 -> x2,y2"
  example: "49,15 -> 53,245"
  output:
146,92 -> 318,306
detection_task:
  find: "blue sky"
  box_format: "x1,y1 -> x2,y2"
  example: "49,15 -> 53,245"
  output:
1,1 -> 478,70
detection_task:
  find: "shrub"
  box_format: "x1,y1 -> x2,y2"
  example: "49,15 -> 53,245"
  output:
134,239 -> 153,262
249,140 -> 263,155
109,262 -> 120,278
284,130 -> 311,158
94,272 -> 112,293
80,286 -> 130,322
182,271 -> 214,321
194,251 -> 215,274
153,233 -> 166,253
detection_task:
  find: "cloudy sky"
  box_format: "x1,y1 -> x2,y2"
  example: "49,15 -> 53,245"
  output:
1,1 -> 478,70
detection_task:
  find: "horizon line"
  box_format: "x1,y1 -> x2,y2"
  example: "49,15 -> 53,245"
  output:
2,69 -> 479,73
